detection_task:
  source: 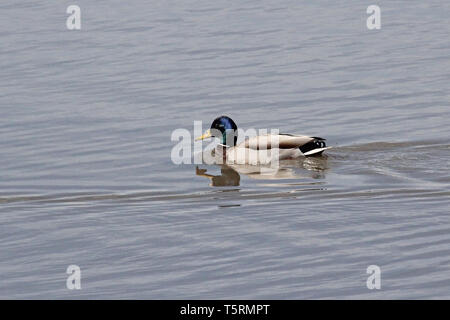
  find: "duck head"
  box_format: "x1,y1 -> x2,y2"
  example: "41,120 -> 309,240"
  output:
196,116 -> 238,147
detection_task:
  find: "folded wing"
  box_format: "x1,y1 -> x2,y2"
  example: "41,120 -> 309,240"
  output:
238,134 -> 316,150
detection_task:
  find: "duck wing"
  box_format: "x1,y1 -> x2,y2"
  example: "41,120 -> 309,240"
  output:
238,134 -> 317,150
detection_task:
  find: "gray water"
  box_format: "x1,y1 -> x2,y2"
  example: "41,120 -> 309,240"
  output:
1,0 -> 449,299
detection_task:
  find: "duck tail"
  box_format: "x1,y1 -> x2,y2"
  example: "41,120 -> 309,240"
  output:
299,137 -> 328,156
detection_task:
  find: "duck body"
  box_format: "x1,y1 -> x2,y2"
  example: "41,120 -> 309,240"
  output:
196,116 -> 330,165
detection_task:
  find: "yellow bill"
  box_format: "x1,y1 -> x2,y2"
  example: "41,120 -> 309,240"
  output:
195,129 -> 212,141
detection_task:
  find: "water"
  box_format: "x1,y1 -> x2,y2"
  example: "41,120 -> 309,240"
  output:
1,0 -> 449,299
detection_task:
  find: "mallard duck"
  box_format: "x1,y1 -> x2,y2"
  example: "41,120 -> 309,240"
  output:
195,116 -> 330,165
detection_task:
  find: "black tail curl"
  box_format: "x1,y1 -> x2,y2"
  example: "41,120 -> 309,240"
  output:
299,137 -> 327,155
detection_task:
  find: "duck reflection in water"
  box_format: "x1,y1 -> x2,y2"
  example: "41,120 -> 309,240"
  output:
195,156 -> 329,187
196,166 -> 241,187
